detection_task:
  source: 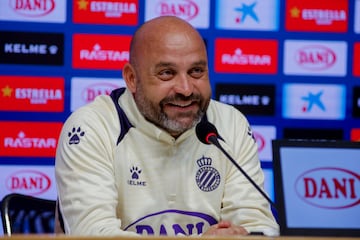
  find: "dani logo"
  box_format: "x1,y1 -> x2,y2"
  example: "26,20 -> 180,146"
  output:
124,209 -> 217,235
70,77 -> 125,111
81,82 -> 119,102
155,0 -> 199,21
284,40 -> 347,76
0,0 -> 66,23
295,45 -> 336,70
295,167 -> 360,209
6,170 -> 51,195
145,0 -> 209,29
10,0 -> 55,17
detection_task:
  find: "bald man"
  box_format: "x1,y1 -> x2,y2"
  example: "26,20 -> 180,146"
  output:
55,16 -> 279,237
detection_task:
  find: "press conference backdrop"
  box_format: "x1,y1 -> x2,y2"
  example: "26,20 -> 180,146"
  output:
0,0 -> 359,235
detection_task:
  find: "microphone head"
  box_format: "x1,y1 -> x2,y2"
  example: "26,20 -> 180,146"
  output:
196,120 -> 219,145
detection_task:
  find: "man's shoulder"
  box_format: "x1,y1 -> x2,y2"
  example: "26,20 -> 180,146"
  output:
65,94 -> 118,126
208,99 -> 245,119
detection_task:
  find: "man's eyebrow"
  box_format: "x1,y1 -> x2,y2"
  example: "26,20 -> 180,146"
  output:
192,60 -> 208,67
154,62 -> 176,69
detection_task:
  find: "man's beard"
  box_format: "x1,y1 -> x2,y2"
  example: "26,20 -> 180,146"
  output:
134,85 -> 209,136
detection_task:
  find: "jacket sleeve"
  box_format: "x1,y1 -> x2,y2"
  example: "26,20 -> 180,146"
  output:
55,105 -> 138,236
219,110 -> 279,236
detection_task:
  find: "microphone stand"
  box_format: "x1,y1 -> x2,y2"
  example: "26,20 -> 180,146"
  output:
207,135 -> 277,210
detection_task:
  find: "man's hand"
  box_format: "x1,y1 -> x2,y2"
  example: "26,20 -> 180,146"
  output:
203,220 -> 249,236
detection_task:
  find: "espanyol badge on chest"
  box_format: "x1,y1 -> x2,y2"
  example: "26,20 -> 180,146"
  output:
195,156 -> 221,192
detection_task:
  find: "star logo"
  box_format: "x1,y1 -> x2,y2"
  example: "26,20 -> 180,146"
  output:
234,2 -> 259,24
301,91 -> 326,112
1,85 -> 13,97
290,7 -> 301,18
77,0 -> 89,10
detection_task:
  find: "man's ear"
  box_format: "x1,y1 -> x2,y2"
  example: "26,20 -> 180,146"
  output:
122,62 -> 136,93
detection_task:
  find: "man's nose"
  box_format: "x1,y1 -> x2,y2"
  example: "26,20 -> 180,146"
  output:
174,74 -> 193,97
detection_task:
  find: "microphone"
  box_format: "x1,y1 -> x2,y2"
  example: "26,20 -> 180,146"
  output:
195,120 -> 276,210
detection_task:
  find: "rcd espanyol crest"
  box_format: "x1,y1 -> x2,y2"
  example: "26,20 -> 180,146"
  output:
195,156 -> 221,192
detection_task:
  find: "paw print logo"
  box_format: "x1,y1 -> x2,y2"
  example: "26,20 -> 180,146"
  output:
130,166 -> 141,179
68,127 -> 85,145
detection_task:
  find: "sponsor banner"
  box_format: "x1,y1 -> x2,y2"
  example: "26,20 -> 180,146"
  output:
281,151 -> 360,225
0,31 -> 64,66
71,77 -> 126,111
0,0 -> 66,23
72,34 -> 131,70
252,125 -> 276,161
0,165 -> 57,200
285,0 -> 348,32
351,129 -> 360,141
216,83 -> 275,116
282,83 -> 346,120
353,86 -> 360,117
73,0 -> 138,25
215,38 -> 278,74
284,40 -> 347,77
0,76 -> 64,112
283,128 -> 343,140
353,43 -> 360,76
355,0 -> 360,33
145,0 -> 210,29
0,121 -> 63,157
215,0 -> 279,31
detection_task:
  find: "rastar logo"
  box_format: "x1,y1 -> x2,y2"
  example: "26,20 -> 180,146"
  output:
215,38 -> 278,74
73,34 -> 131,70
10,0 -> 55,17
81,82 -> 119,102
295,167 -> 360,209
80,44 -> 129,62
0,121 -> 62,157
6,170 -> 51,195
155,0 -> 199,20
295,45 -> 336,70
4,131 -> 57,149
221,48 -> 271,66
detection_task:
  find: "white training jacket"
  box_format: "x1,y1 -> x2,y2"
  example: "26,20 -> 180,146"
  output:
55,88 -> 279,236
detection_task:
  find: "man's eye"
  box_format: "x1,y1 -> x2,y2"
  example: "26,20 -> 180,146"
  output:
189,68 -> 204,78
158,69 -> 175,80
